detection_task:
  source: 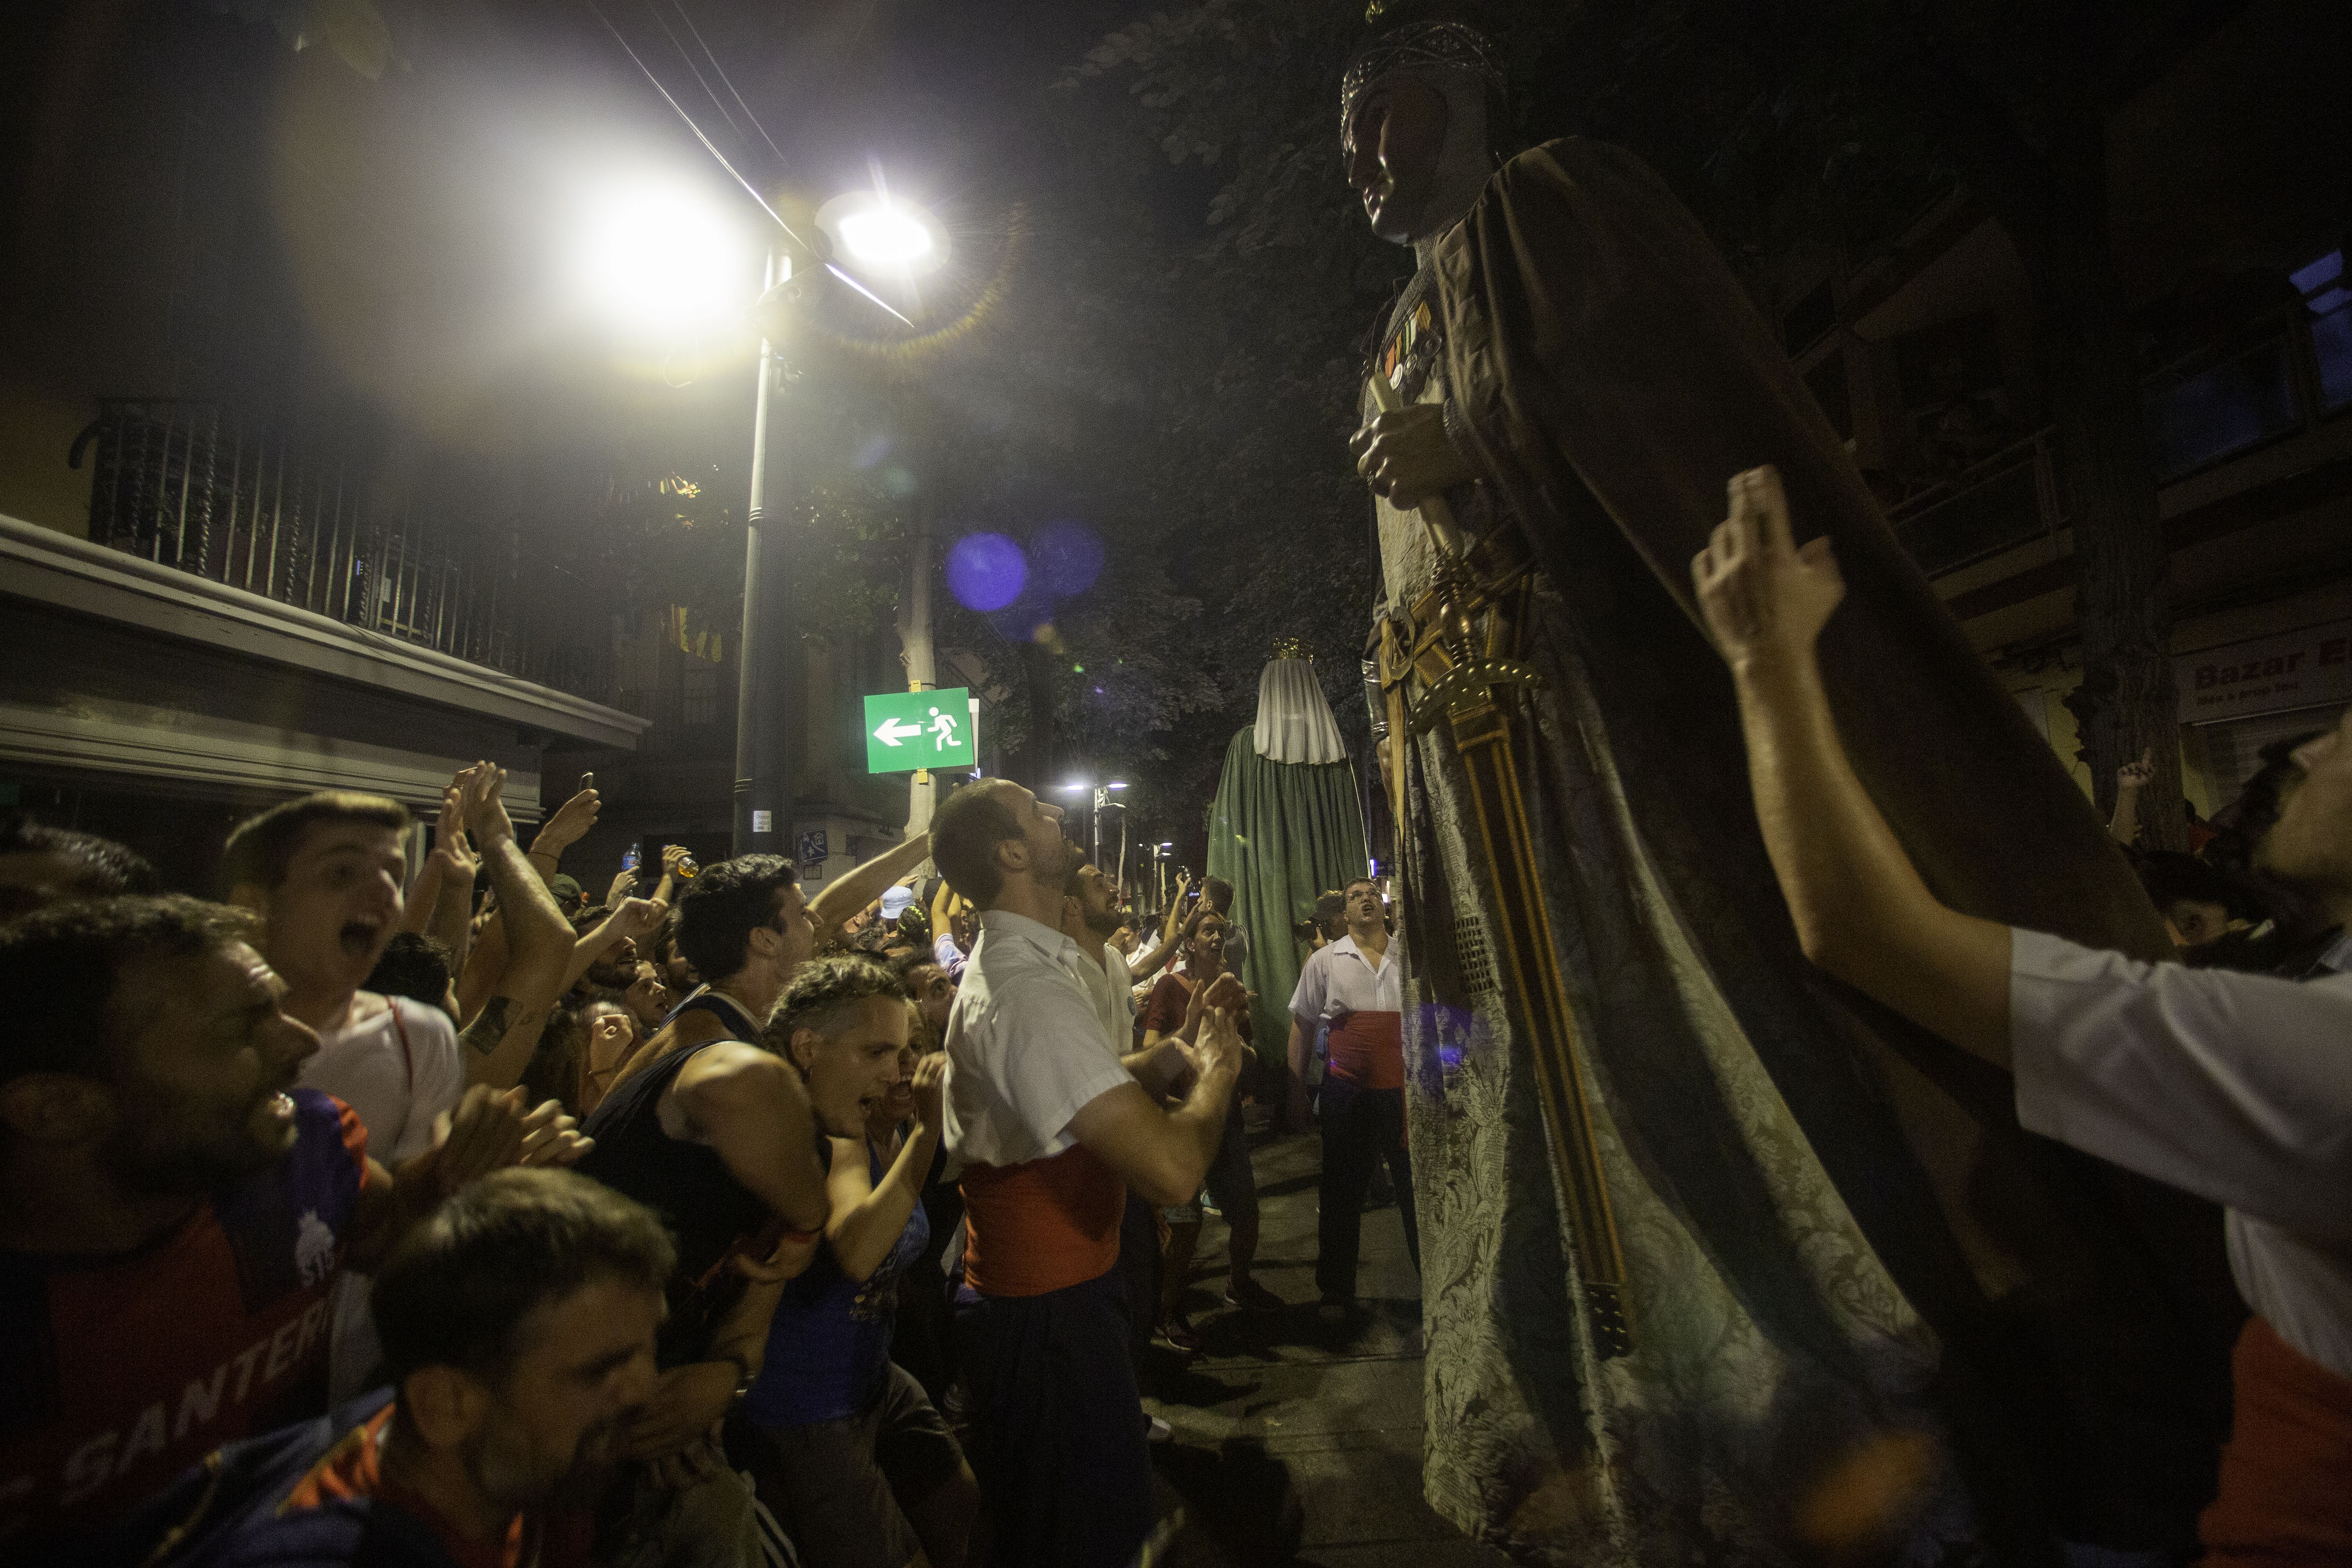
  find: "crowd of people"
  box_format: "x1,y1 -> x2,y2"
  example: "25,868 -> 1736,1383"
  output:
3,476 -> 2343,1566
0,751 -> 1414,1568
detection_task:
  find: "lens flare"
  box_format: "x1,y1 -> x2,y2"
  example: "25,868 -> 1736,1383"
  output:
946,532 -> 1027,612
1033,520 -> 1106,597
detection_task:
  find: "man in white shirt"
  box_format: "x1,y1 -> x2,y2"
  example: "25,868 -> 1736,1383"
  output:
932,779 -> 1244,1568
1694,465 -> 2352,1561
223,763 -> 579,1397
1288,878 -> 1415,1307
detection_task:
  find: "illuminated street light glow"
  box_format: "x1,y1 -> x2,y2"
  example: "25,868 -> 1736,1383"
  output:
573,181 -> 755,336
838,206 -> 933,266
1107,781 -> 1127,790
817,187 -> 949,280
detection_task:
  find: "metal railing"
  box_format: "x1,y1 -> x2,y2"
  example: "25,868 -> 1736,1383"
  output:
70,398 -> 611,700
1886,426 -> 2065,577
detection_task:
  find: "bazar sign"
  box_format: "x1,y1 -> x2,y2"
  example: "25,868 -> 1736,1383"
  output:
2176,622 -> 2352,723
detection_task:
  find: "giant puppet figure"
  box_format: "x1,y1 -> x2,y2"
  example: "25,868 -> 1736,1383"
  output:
1338,7 -> 2241,1562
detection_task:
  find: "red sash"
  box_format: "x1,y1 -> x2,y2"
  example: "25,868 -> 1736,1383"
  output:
1326,1009 -> 1404,1090
960,1144 -> 1125,1298
2200,1315 -> 2352,1566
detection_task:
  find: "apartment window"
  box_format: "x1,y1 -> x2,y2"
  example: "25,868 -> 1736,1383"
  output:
680,665 -> 718,728
2141,247 -> 2350,481
2294,249 -> 2352,413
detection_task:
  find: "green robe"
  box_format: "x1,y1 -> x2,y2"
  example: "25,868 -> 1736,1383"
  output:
1376,137 -> 2240,1564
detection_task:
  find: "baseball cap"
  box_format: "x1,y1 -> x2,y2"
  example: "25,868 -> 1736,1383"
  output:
548,874 -> 584,909
880,885 -> 915,922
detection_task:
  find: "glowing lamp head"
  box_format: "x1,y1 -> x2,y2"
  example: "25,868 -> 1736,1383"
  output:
838,207 -> 934,266
818,189 -> 947,280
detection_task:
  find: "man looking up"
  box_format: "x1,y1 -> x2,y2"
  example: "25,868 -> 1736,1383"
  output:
0,897 -> 558,1555
1693,465 -> 2352,1562
931,778 -> 1245,1568
1287,879 -> 1413,1310
209,1168 -> 672,1566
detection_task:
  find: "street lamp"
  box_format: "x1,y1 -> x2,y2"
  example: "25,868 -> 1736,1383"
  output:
575,175 -> 943,860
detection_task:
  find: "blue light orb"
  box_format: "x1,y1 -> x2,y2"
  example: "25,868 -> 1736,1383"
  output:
1031,519 -> 1105,598
946,532 -> 1028,612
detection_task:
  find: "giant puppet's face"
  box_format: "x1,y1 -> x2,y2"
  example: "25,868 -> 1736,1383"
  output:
1344,75 -> 1451,244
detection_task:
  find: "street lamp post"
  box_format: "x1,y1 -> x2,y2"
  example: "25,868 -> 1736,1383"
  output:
575,179 -> 942,862
733,248 -> 798,856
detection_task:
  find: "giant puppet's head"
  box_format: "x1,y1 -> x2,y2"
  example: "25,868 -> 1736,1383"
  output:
1338,2 -> 1508,245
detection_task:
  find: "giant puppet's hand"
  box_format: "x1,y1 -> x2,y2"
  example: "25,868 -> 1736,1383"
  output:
1351,403 -> 1479,508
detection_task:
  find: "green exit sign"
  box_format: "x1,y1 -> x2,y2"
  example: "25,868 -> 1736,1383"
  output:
864,687 -> 976,773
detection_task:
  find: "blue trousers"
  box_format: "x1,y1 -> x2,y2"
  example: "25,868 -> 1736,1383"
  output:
953,1269 -> 1153,1568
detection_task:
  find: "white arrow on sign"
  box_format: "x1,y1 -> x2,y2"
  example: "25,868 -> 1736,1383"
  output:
873,716 -> 924,747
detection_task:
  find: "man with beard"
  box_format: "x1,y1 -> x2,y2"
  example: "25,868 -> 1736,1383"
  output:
931,780 -> 1245,1567
1335,4 -> 2238,1560
0,897 -> 566,1557
210,1168 -> 673,1566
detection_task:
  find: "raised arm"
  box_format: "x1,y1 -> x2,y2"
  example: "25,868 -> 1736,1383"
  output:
670,1042 -> 830,1233
1692,466 -> 2012,1068
1158,873 -> 1193,947
454,765 -> 579,1088
2109,748 -> 2154,846
525,787 -> 601,888
811,832 -> 931,942
823,1057 -> 945,1281
1067,1006 -> 1245,1207
563,896 -> 669,991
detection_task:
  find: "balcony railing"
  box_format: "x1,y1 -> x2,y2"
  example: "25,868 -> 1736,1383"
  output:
69,398 -> 612,702
1886,427 -> 2065,577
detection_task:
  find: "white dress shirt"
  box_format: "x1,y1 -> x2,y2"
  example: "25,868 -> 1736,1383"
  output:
1289,933 -> 1403,1026
942,910 -> 1135,1169
2009,928 -> 2352,1379
1071,939 -> 1137,1056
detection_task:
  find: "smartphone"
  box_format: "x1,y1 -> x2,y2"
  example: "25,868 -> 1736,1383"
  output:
620,845 -> 640,874
579,771 -> 595,792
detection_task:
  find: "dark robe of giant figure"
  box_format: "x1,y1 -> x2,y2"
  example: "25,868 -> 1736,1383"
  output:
1337,11 -> 2243,1564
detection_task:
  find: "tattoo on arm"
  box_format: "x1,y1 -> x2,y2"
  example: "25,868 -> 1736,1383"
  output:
460,995 -> 517,1057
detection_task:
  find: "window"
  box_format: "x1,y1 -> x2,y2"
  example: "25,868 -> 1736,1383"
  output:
2293,249 -> 2351,414
680,664 -> 717,728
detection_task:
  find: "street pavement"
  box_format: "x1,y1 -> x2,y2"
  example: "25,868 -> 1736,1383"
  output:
1138,1116 -> 1511,1568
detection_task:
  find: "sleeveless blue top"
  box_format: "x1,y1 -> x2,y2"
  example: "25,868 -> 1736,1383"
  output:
744,1138 -> 930,1426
